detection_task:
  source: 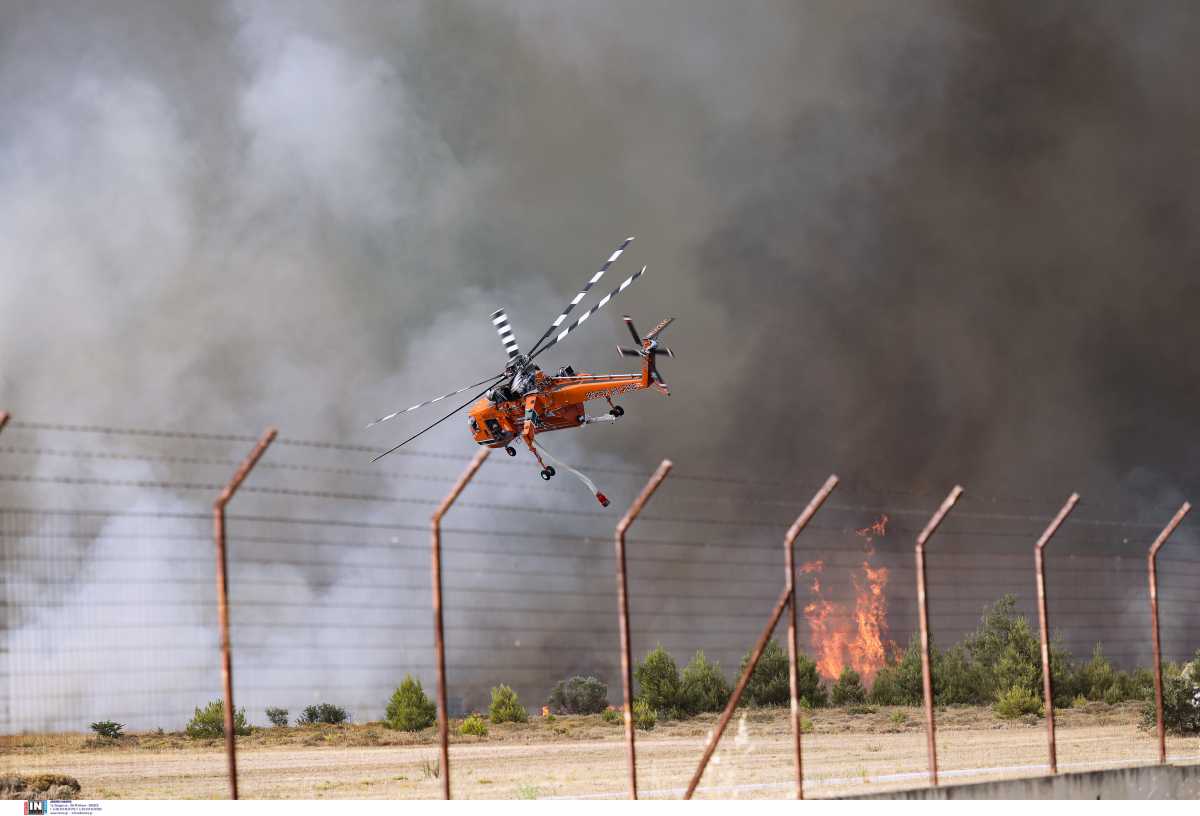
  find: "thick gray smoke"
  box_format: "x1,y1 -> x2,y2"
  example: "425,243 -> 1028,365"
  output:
3,1 -> 1199,492
3,1 -> 1199,731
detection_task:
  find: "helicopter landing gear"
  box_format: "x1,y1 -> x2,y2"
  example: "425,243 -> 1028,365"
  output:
504,445 -> 517,457
609,405 -> 624,418
540,466 -> 557,480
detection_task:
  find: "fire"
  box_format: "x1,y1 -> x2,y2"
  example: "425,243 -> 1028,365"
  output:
800,515 -> 892,684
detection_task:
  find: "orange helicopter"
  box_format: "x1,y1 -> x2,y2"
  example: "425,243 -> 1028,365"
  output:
367,236 -> 674,506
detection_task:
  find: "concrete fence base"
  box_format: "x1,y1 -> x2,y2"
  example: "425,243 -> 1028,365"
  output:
845,762 -> 1200,799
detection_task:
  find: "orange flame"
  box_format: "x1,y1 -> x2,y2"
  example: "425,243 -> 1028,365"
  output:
801,515 -> 892,684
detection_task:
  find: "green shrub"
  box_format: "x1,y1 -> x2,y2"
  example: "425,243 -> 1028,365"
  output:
547,676 -> 608,714
994,685 -> 1044,719
186,699 -> 250,738
297,703 -> 349,725
489,684 -> 528,724
870,637 -> 925,706
794,652 -> 828,708
1070,694 -> 1088,709
1111,668 -> 1154,703
1142,654 -> 1200,735
601,708 -> 621,724
741,639 -> 827,707
1078,644 -> 1117,701
458,713 -> 488,736
386,675 -> 437,732
937,644 -> 986,705
889,711 -> 907,726
635,645 -> 684,717
89,721 -> 124,739
265,707 -> 289,727
633,698 -> 657,731
680,651 -> 731,714
831,667 -> 867,706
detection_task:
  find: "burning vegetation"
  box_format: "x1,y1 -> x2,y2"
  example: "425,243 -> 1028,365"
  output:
801,515 -> 893,685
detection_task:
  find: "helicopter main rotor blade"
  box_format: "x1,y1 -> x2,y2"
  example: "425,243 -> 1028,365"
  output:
490,308 -> 522,360
622,315 -> 641,344
371,384 -> 496,462
527,236 -> 635,358
366,373 -> 504,429
531,265 -> 647,360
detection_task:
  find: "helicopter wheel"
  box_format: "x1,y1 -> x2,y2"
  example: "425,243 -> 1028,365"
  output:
504,446 -> 516,457
539,466 -> 556,480
609,405 -> 624,417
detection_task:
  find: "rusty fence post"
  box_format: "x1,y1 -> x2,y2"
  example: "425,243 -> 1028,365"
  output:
1148,501 -> 1191,765
685,585 -> 791,799
784,475 -> 839,800
1034,492 -> 1079,775
213,427 -> 277,800
431,447 -> 490,799
614,459 -> 673,800
914,485 -> 963,788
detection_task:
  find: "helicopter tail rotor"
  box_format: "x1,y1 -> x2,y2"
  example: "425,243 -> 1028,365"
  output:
618,315 -> 674,395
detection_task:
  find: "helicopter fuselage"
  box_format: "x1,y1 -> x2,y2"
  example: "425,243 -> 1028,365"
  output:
467,366 -> 651,448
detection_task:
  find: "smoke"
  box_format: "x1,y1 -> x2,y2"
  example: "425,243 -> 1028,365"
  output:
2,1 -> 1199,730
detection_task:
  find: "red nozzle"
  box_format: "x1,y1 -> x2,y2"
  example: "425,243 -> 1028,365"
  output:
596,492 -> 610,508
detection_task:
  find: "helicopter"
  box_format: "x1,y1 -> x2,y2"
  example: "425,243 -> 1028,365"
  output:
367,236 -> 674,507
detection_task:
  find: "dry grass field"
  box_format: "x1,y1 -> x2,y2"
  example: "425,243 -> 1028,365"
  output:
5,703 -> 1200,799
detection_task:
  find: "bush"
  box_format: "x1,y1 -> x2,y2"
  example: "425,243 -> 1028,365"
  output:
831,667 -> 867,707
741,639 -> 788,706
795,652 -> 828,708
994,685 -> 1044,719
89,721 -> 124,739
635,645 -> 684,717
186,699 -> 250,738
489,684 -> 528,724
870,637 -> 925,706
458,713 -> 488,736
297,703 -> 349,725
1078,644 -> 1117,701
547,676 -> 609,714
386,675 -> 437,732
601,707 -> 621,724
266,707 -> 289,727
1142,653 -> 1200,735
1112,668 -> 1154,703
680,651 -> 731,714
1070,694 -> 1088,709
0,774 -> 81,801
870,597 -> 1076,707
633,698 -> 657,731
937,644 -> 986,705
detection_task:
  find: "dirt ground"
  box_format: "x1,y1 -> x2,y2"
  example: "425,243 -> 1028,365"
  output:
5,703 -> 1199,799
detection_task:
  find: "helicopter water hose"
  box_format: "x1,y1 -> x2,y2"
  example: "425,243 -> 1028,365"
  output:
531,438 -> 610,507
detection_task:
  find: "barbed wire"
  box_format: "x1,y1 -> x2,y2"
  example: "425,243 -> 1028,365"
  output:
2,468 -> 1194,537
7,417 -> 1173,508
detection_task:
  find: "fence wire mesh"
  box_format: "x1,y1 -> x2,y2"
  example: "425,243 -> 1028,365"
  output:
2,418 -> 1198,797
